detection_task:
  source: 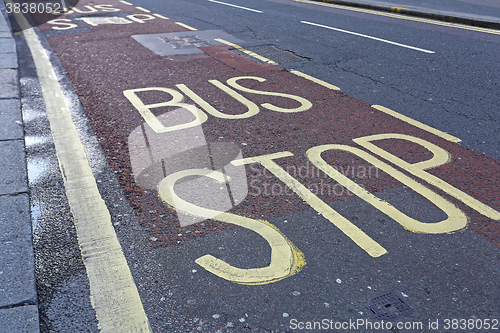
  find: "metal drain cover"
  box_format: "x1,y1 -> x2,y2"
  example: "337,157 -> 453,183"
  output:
366,291 -> 413,320
233,45 -> 307,64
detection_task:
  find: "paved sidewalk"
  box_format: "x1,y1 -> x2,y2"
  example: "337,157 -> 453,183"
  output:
0,1 -> 40,332
311,0 -> 500,29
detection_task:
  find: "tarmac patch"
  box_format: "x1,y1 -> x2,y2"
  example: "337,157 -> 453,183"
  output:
132,30 -> 244,56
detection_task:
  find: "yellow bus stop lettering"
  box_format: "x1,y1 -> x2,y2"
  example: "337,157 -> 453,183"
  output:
227,76 -> 313,113
232,152 -> 388,258
176,82 -> 260,119
126,14 -> 157,24
157,169 -> 305,285
354,133 -> 500,221
123,87 -> 208,133
47,19 -> 79,30
307,144 -> 468,234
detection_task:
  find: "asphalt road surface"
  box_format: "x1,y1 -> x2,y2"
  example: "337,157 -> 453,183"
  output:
9,0 -> 500,331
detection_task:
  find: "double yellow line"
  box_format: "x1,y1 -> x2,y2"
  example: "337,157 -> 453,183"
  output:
9,3 -> 151,332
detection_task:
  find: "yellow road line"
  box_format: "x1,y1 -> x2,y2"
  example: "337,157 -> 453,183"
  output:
390,7 -> 407,13
215,38 -> 278,65
372,105 -> 461,143
136,6 -> 151,13
295,0 -> 500,35
154,13 -> 169,20
10,4 -> 151,332
175,22 -> 198,30
290,69 -> 341,90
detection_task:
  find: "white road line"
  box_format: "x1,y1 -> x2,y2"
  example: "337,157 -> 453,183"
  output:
301,21 -> 435,54
208,0 -> 263,13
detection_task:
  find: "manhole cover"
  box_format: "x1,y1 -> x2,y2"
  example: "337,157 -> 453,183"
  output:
234,45 -> 307,64
366,291 -> 413,320
158,35 -> 213,49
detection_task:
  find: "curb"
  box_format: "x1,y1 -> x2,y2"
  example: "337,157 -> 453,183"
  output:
0,1 -> 41,332
309,0 -> 500,30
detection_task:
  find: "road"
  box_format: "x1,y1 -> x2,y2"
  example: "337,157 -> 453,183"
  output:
10,0 -> 500,331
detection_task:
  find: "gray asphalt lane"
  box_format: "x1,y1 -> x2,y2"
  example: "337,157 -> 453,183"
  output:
148,187 -> 499,331
135,0 -> 500,161
108,0 -> 499,329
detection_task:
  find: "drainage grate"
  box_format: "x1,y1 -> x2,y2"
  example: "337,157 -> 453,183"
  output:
366,291 -> 413,321
233,45 -> 307,64
158,35 -> 213,49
